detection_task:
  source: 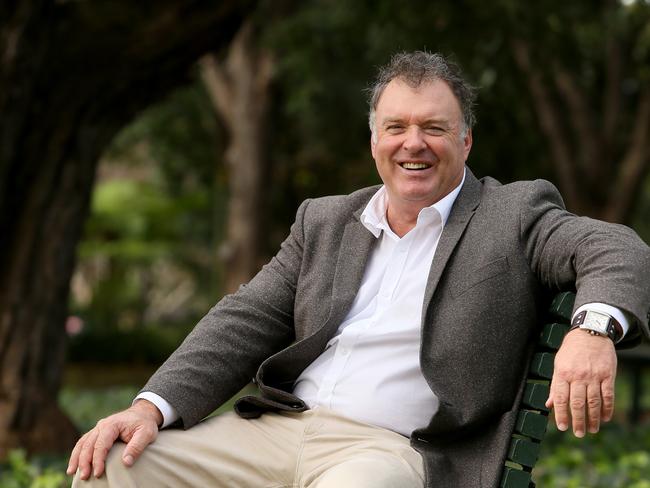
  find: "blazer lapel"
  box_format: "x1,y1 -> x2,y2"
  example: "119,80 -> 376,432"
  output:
422,169 -> 482,310
326,207 -> 377,334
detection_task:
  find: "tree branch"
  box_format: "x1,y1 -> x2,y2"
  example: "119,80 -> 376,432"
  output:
603,0 -> 621,143
199,53 -> 233,124
510,38 -> 581,211
553,65 -> 599,179
605,86 -> 650,222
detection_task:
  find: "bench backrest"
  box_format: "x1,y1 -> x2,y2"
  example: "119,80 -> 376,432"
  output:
499,292 -> 574,488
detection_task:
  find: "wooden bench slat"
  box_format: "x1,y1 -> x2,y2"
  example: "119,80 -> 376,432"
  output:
539,322 -> 570,350
529,352 -> 554,379
507,438 -> 541,467
522,383 -> 550,412
515,410 -> 548,440
549,292 -> 575,321
500,466 -> 532,488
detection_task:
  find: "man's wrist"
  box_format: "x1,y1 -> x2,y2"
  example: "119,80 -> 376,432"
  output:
134,392 -> 180,428
132,399 -> 164,427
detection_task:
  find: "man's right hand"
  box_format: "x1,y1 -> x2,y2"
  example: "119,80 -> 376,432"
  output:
67,399 -> 163,480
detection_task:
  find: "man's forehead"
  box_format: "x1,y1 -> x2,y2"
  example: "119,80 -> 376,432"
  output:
375,78 -> 462,122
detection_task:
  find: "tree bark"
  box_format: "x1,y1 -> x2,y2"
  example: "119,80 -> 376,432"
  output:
200,20 -> 273,294
0,0 -> 253,457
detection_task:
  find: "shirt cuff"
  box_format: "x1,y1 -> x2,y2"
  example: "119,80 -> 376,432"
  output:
573,302 -> 631,339
134,392 -> 180,429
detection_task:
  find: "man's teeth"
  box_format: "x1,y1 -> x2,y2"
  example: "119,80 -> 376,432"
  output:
401,162 -> 430,170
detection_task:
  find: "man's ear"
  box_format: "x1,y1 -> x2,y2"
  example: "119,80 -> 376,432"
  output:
463,128 -> 473,161
370,134 -> 376,159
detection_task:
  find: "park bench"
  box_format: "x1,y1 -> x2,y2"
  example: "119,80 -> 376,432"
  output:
499,292 -> 650,487
499,291 -> 574,488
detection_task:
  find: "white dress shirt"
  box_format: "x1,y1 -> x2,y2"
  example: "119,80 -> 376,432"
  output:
292,173 -> 466,436
138,170 -> 629,432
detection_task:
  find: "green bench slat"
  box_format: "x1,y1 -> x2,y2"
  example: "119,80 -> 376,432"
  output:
515,410 -> 548,440
507,438 -> 541,467
522,383 -> 549,412
500,466 -> 531,488
529,352 -> 554,379
539,322 -> 570,349
549,292 -> 575,321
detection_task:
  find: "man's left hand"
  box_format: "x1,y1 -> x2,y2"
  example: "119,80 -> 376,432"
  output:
545,328 -> 617,437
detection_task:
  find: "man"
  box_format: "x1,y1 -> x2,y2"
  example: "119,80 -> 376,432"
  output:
68,51 -> 650,488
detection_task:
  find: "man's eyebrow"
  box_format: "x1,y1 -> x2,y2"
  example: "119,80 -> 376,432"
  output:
381,117 -> 405,125
421,118 -> 451,126
381,117 -> 452,128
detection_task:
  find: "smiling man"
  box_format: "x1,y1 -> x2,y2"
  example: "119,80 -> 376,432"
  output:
69,51 -> 650,488
370,76 -> 472,236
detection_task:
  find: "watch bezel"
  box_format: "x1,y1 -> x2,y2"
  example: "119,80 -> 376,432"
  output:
581,310 -> 611,334
571,310 -> 624,343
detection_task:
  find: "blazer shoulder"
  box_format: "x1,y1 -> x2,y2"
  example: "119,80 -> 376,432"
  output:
478,177 -> 565,208
301,186 -> 381,224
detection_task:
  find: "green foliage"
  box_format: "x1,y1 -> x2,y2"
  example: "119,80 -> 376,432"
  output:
60,386 -> 141,433
71,83 -> 228,334
66,325 -> 190,364
0,451 -> 66,488
535,423 -> 650,487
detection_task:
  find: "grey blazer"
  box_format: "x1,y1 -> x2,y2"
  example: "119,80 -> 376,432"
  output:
144,169 -> 650,488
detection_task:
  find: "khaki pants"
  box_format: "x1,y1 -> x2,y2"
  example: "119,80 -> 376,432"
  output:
73,406 -> 424,488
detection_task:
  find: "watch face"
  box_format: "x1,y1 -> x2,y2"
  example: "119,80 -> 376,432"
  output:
583,311 -> 610,333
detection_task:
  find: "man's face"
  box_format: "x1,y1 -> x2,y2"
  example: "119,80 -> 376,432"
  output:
370,78 -> 472,211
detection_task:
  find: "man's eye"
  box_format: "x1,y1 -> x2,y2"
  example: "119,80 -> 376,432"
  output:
424,127 -> 444,135
386,125 -> 404,133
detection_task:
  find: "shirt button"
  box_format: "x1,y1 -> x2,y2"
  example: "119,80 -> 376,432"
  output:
339,346 -> 350,355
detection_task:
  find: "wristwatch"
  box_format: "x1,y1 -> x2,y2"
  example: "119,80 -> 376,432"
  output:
570,310 -> 623,343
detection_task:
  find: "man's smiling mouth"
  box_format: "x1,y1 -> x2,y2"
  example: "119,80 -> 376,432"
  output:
399,162 -> 432,170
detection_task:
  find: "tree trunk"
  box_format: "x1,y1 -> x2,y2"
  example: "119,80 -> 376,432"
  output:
200,20 -> 273,294
0,0 -> 253,457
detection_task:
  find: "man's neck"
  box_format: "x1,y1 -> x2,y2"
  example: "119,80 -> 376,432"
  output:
385,204 -> 420,237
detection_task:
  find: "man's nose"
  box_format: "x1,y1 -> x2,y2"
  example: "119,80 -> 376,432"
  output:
402,127 -> 426,153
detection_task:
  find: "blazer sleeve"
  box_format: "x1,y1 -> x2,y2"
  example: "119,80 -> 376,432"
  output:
520,179 -> 650,345
140,199 -> 312,428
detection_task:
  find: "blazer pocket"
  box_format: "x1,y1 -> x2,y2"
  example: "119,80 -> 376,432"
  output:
451,256 -> 509,299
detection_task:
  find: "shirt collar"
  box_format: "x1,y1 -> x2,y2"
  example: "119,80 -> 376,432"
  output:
360,167 -> 466,238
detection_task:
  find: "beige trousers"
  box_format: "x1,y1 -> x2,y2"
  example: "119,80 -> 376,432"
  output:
72,406 -> 424,488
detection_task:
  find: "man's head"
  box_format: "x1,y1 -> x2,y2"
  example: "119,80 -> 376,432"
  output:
368,51 -> 476,142
367,52 -> 476,218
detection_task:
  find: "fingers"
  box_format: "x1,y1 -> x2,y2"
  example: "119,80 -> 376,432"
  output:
67,431 -> 91,476
586,383 -> 601,434
74,429 -> 100,480
548,378 -> 569,432
569,382 -> 587,437
122,423 -> 158,467
549,378 -> 615,436
549,329 -> 618,437
91,420 -> 120,478
66,405 -> 161,480
601,377 -> 615,422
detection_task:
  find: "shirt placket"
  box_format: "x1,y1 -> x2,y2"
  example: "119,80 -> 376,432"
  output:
314,233 -> 412,406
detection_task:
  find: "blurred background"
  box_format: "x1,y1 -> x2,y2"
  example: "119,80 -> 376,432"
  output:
1,0 -> 649,486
